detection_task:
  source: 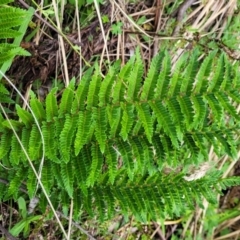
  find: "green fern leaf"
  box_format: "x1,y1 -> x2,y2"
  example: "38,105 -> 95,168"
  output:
167,96 -> 183,141
142,137 -> 155,175
204,93 -> 223,125
58,79 -> 75,117
117,139 -> 134,180
98,62 -> 120,107
132,119 -> 143,136
7,168 -> 24,199
0,45 -> 30,63
87,144 -> 104,187
136,102 -> 153,143
30,93 -> 46,122
191,94 -> 207,130
103,186 -> 115,219
184,134 -> 200,161
71,68 -> 93,113
93,107 -> 107,153
105,142 -> 118,184
192,132 -> 208,159
0,7 -> 29,29
155,51 -> 171,99
0,29 -> 21,38
120,102 -> 135,141
60,161 -> 74,198
20,127 -> 30,163
167,53 -> 187,98
227,90 -> 240,104
86,67 -> 101,110
41,161 -> 54,195
140,51 -> 165,101
112,56 -> 135,104
93,187 -> 106,221
126,49 -> 144,102
9,135 -> 21,166
74,146 -> 91,195
0,130 -> 11,158
177,95 -> 194,130
26,168 -> 37,198
152,135 -> 165,169
28,124 -> 41,160
51,162 -> 64,189
194,51 -> 216,94
74,110 -> 94,156
149,101 -> 178,148
45,88 -> 58,122
59,114 -> 78,163
207,54 -> 224,92
16,105 -> 34,127
130,137 -> 145,175
215,91 -> 240,121
107,105 -> 122,138
42,122 -> 59,163
180,50 -> 199,95
2,119 -> 22,131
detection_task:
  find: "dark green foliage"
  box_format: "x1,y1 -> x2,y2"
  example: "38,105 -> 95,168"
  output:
0,50 -> 240,221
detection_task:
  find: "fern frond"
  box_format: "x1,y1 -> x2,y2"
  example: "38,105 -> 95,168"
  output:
75,146 -> 91,195
41,161 -> 54,195
0,7 -> 29,29
204,93 -> 223,125
126,49 -> 144,102
45,88 -> 58,122
107,105 -> 122,138
58,79 -> 75,117
140,51 -> 165,101
59,114 -> 78,163
168,53 -> 187,98
215,91 -> 240,121
61,161 -> 74,198
136,102 -> 153,143
191,94 -> 207,130
0,48 -> 239,223
117,139 -> 134,180
167,96 -> 183,141
9,134 -> 21,165
98,62 -> 120,107
0,130 -> 11,158
105,142 -> 118,184
149,101 -> 178,148
71,68 -> 93,113
42,122 -> 59,163
130,137 -> 145,175
28,124 -> 41,160
194,50 -> 216,94
207,53 -> 224,92
0,44 -> 30,63
86,67 -> 101,110
180,50 -> 199,95
16,105 -> 34,127
93,107 -> 107,153
120,102 -> 135,141
26,168 -> 37,198
177,95 -> 194,130
155,51 -> 171,99
74,110 -> 94,156
0,29 -> 21,38
86,144 -> 104,187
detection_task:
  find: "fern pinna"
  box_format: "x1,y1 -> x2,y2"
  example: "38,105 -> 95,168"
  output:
0,49 -> 240,221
